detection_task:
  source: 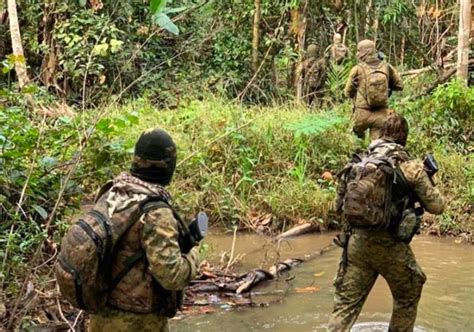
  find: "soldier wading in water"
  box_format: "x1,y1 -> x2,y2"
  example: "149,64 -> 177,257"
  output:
56,129 -> 202,332
329,113 -> 445,331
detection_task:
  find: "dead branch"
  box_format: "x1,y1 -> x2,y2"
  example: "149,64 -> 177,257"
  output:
188,243 -> 335,295
410,59 -> 474,100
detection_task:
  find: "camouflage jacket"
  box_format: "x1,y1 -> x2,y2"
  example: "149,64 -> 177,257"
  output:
336,141 -> 445,220
303,58 -> 326,89
328,43 -> 349,63
345,56 -> 404,110
105,173 -> 199,315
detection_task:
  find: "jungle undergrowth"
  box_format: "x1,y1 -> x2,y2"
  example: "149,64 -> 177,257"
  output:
0,79 -> 472,330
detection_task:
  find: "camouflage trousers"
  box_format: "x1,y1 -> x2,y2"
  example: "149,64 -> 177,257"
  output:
353,107 -> 392,140
328,229 -> 426,332
88,308 -> 169,332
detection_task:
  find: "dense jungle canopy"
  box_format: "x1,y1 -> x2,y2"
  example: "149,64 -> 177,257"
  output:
0,0 -> 473,330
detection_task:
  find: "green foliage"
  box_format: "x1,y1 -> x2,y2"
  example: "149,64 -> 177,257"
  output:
325,62 -> 353,102
381,0 -> 412,25
285,111 -> 347,137
53,10 -> 124,92
403,80 -> 474,153
150,0 -> 167,14
0,90 -> 135,290
103,98 -> 356,230
150,0 -> 181,35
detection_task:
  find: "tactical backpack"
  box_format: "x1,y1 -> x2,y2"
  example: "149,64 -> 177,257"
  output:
360,62 -> 389,109
340,149 -> 397,228
55,184 -> 172,313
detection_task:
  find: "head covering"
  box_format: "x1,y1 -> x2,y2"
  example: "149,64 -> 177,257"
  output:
333,33 -> 342,43
130,128 -> 177,185
357,40 -> 376,62
307,44 -> 318,58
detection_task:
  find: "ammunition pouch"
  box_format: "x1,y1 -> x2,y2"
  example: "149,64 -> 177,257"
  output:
390,208 -> 421,244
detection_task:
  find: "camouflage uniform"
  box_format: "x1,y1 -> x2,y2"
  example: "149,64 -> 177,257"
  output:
329,143 -> 445,332
325,33 -> 349,64
88,174 -> 200,331
88,308 -> 169,332
301,44 -> 327,106
345,41 -> 404,140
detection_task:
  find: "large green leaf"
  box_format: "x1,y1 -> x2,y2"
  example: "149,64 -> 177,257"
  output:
154,13 -> 179,35
150,0 -> 167,15
32,204 -> 48,220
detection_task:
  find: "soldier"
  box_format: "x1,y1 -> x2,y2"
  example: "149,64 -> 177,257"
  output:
300,44 -> 327,106
345,40 -> 404,140
88,128 -> 200,332
328,113 -> 445,331
55,129 -> 200,332
325,33 -> 349,64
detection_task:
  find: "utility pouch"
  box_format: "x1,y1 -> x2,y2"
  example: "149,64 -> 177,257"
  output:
391,208 -> 421,243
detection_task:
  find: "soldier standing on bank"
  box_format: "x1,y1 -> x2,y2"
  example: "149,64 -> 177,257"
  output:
56,129 -> 201,332
345,40 -> 404,140
300,44 -> 327,106
328,113 -> 445,331
325,33 -> 349,64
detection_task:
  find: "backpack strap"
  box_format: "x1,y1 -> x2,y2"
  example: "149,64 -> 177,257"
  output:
109,198 -> 188,292
109,250 -> 146,291
139,198 -> 189,236
95,181 -> 114,202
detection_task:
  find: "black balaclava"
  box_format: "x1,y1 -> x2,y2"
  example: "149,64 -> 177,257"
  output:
130,128 -> 177,185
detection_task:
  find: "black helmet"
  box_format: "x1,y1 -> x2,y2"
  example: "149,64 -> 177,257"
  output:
130,128 -> 177,185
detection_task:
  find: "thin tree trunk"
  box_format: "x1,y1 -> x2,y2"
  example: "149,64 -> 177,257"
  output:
295,0 -> 308,103
353,0 -> 359,42
251,0 -> 261,73
7,0 -> 29,89
365,0 -> 372,37
456,0 -> 472,84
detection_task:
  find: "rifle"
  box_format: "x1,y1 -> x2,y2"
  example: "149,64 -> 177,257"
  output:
179,212 -> 208,254
423,153 -> 439,185
413,154 -> 440,217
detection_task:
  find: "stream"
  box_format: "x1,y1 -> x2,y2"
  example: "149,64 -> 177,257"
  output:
171,232 -> 474,332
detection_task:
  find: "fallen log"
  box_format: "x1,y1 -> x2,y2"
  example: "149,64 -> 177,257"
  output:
276,223 -> 317,240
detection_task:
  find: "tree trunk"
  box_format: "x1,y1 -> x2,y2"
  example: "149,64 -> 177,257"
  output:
276,223 -> 317,240
294,0 -> 308,103
251,0 -> 261,73
456,0 -> 472,84
7,0 -> 29,89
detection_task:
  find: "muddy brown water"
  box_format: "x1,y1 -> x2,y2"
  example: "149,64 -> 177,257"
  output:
171,232 -> 474,332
